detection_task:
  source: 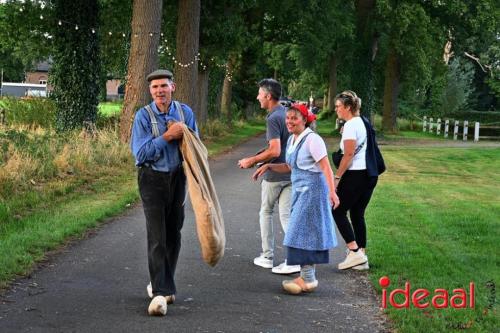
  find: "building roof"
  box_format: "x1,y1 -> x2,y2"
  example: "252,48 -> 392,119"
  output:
33,60 -> 52,72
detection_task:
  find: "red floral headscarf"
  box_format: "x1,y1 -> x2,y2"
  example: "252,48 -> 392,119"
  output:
290,103 -> 316,124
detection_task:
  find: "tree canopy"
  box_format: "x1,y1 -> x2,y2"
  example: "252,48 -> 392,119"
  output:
0,0 -> 497,133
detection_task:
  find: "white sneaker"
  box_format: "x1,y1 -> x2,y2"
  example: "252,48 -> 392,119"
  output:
147,282 -> 153,298
352,261 -> 370,270
147,282 -> 175,304
272,261 -> 301,274
148,296 -> 167,316
338,250 -> 367,270
253,254 -> 273,268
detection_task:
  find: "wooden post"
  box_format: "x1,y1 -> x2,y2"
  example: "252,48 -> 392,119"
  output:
0,108 -> 4,125
423,116 -> 427,132
453,120 -> 459,140
335,118 -> 339,130
474,122 -> 480,142
463,120 -> 468,141
429,117 -> 433,133
436,118 -> 441,135
444,119 -> 449,138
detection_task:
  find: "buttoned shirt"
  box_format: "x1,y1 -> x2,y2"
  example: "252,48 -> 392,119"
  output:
131,101 -> 199,172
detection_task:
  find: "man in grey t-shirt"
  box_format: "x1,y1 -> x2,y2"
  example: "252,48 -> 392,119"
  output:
238,78 -> 300,275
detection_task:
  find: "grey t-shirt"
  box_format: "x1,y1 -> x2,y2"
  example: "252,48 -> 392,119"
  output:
264,104 -> 291,182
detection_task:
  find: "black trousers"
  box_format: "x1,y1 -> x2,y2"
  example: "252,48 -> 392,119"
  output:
138,165 -> 186,296
332,170 -> 377,248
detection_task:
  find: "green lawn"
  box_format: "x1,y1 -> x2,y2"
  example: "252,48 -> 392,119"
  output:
367,146 -> 499,332
98,101 -> 122,117
0,170 -> 138,284
384,129 -> 449,141
317,116 -> 499,331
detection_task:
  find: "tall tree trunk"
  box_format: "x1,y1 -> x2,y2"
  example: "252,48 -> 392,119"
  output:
119,0 -> 162,143
382,47 -> 400,133
352,0 -> 376,120
239,45 -> 258,120
323,90 -> 328,111
174,0 -> 200,109
214,82 -> 222,118
327,54 -> 338,114
52,0 -> 100,132
240,6 -> 264,119
220,76 -> 232,120
196,68 -> 209,126
244,104 -> 256,120
221,54 -> 236,121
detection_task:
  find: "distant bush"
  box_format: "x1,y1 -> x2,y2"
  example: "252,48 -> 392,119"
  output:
440,58 -> 476,115
444,110 -> 500,123
199,118 -> 227,138
0,97 -> 56,128
96,112 -> 120,129
0,126 -> 132,200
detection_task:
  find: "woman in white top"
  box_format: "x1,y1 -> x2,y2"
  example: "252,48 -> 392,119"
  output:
333,91 -> 379,271
253,103 -> 339,295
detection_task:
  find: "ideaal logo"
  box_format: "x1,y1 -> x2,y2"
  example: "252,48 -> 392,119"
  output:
379,276 -> 475,309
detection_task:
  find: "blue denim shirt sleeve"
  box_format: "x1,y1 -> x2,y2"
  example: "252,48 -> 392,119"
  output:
130,107 -> 169,166
180,103 -> 199,137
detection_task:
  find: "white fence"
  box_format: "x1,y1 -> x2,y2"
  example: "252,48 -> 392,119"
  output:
421,116 -> 498,142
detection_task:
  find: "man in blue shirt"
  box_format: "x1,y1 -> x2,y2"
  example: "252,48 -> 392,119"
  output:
131,69 -> 198,316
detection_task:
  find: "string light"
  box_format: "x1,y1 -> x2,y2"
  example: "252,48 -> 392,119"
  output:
15,4 -> 234,80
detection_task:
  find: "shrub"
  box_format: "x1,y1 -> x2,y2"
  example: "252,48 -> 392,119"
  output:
0,125 -> 132,200
96,112 -> 120,129
0,97 -> 56,128
199,118 -> 228,138
440,58 -> 476,115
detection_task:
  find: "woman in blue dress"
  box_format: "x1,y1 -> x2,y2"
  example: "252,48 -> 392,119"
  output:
253,103 -> 339,294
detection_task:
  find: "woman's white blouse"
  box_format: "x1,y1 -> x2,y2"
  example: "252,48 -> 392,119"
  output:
287,128 -> 327,173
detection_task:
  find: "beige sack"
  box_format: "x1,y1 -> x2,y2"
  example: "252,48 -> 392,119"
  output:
179,124 -> 225,266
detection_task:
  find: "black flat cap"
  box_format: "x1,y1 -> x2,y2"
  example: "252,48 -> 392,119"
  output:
147,69 -> 173,82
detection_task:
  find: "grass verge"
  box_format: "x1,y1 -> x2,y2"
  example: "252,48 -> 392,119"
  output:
318,116 -> 499,331
366,146 -> 499,332
0,170 -> 138,285
203,119 -> 266,155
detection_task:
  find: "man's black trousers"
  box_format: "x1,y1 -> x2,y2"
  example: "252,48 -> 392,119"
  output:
138,166 -> 186,296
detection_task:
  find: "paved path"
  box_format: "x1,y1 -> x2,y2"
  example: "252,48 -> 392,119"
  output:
0,135 -> 388,333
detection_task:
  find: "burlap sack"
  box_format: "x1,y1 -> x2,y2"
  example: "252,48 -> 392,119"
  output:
179,124 -> 225,266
